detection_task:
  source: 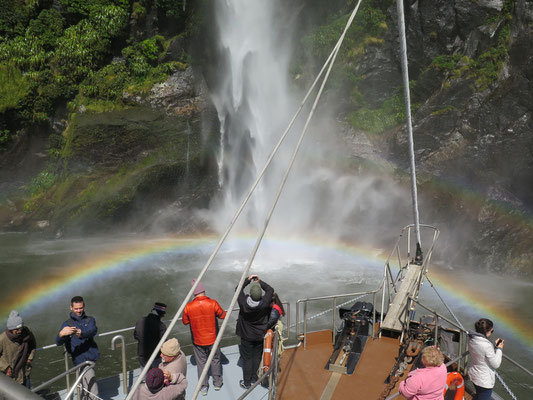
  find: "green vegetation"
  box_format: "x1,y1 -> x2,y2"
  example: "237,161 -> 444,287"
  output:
430,6 -> 512,91
301,0 -> 391,133
0,63 -> 30,112
348,91 -> 419,134
303,1 -> 387,85
0,0 -> 193,150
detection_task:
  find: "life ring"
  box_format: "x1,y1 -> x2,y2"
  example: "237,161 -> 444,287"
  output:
262,329 -> 274,372
444,371 -> 465,400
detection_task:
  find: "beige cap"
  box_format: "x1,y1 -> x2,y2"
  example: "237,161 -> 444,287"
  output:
161,338 -> 181,357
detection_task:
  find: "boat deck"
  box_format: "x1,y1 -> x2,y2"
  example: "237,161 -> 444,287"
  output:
53,344 -> 268,400
277,330 -> 402,400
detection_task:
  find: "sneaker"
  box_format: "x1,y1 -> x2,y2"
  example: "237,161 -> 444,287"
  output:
214,383 -> 223,391
200,386 -> 208,396
239,380 -> 251,390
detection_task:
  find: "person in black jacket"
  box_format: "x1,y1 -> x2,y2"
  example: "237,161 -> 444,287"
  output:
236,274 -> 273,389
133,302 -> 167,368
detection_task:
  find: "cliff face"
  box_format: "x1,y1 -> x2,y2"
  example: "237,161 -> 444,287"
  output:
349,0 -> 533,276
0,1 -> 532,276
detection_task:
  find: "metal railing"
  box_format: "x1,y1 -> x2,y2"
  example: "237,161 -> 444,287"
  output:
295,290 -> 379,349
32,361 -> 95,397
33,303 -> 290,397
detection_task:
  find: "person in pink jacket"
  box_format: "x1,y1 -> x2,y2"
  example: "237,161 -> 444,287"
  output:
399,346 -> 447,400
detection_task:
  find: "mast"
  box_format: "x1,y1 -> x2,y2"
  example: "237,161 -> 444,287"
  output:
396,0 -> 423,264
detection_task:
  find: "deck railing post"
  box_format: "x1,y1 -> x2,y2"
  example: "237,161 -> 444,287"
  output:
434,313 -> 439,346
332,297 -> 337,344
111,335 -> 127,394
285,302 -> 290,340
303,301 -> 308,350
372,291 -> 377,338
295,300 -> 300,341
64,352 -> 70,392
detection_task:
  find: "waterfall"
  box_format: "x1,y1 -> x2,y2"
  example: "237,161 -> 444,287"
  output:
206,0 -> 411,246
209,0 -> 295,231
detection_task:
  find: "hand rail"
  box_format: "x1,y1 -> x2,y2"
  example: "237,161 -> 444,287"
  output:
33,304 -> 291,397
64,363 -> 96,400
111,335 -> 127,394
295,290 -> 378,349
32,360 -> 94,393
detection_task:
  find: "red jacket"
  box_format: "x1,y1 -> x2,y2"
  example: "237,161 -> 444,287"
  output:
182,296 -> 226,346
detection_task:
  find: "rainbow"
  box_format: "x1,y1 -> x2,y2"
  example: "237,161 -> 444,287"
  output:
429,268 -> 533,350
1,234 -> 532,355
0,235 -> 215,320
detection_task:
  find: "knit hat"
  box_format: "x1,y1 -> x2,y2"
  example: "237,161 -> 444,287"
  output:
249,283 -> 262,301
152,302 -> 167,313
161,338 -> 181,357
146,368 -> 165,393
7,310 -> 23,330
192,279 -> 206,296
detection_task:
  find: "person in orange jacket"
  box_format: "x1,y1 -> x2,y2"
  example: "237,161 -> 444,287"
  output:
182,280 -> 226,396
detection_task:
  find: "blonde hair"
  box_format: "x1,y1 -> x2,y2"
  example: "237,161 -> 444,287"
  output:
421,346 -> 444,367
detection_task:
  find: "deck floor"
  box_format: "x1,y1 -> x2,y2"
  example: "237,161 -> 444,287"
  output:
277,330 -> 402,400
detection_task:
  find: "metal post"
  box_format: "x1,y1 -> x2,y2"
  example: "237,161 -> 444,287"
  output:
285,302 -> 291,340
75,368 -> 80,400
372,291 -> 377,338
111,335 -> 127,394
64,352 -> 70,392
303,301 -> 308,350
332,297 -> 337,344
434,313 -> 439,346
459,331 -> 464,371
295,300 -> 300,341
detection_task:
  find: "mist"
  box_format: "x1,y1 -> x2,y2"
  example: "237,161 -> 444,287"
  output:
196,0 -> 413,251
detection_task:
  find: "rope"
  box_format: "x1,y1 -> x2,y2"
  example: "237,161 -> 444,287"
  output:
123,3 -> 358,399
495,371 -> 518,400
396,0 -> 422,247
423,276 -> 518,400
190,2 -> 364,398
425,275 -> 465,331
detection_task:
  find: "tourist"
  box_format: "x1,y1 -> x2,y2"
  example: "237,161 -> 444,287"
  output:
56,296 -> 99,400
0,310 -> 36,388
468,318 -> 504,400
159,339 -> 187,388
398,346 -> 447,400
131,367 -> 187,400
267,292 -> 285,330
134,302 -> 167,368
182,280 -> 226,395
236,274 -> 274,390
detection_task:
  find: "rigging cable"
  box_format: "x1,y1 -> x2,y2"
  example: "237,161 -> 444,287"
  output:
425,274 -> 465,331
189,1 -> 364,398
426,275 -> 520,400
396,0 -> 423,264
124,1 -> 363,398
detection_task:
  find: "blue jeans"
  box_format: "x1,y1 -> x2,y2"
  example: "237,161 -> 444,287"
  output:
473,384 -> 493,400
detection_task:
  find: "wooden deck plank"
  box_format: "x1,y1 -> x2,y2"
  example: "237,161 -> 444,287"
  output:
277,331 -> 402,400
381,264 -> 423,332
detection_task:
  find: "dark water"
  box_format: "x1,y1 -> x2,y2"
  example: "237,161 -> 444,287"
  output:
1,232 -> 532,397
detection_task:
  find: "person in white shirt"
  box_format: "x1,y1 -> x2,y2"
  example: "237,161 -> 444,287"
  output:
467,318 -> 504,400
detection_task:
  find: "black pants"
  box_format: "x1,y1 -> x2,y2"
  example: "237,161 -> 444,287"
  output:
240,338 -> 263,386
138,355 -> 161,369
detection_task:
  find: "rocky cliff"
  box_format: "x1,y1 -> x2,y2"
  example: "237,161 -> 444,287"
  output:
0,0 -> 532,277
350,0 -> 533,276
